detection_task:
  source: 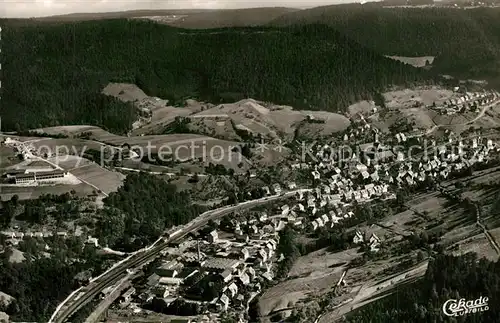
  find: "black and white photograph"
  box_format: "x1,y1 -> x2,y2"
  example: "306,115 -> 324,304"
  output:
1,1 -> 500,322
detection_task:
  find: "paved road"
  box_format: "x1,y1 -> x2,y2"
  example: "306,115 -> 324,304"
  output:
48,188 -> 310,323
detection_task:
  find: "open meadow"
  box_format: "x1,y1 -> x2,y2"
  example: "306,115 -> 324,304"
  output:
29,138 -> 104,157
0,146 -> 20,169
259,247 -> 354,320
37,126 -> 244,161
0,183 -> 95,201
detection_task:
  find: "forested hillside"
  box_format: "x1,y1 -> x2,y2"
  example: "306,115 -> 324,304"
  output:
1,19 -> 433,132
346,253 -> 500,322
270,6 -> 500,80
100,173 -> 206,251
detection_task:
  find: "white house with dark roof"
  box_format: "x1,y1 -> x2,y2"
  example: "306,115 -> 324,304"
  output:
258,249 -> 268,263
353,231 -> 364,244
208,230 -> 218,244
218,294 -> 230,311
239,272 -> 250,286
311,221 -> 318,231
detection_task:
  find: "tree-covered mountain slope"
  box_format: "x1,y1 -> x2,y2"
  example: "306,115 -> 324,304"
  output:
2,19 -> 434,133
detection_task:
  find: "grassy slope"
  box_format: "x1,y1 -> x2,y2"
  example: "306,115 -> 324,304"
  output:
165,7 -> 300,29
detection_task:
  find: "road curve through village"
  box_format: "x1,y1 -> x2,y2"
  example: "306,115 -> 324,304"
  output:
48,188 -> 311,323
426,99 -> 499,135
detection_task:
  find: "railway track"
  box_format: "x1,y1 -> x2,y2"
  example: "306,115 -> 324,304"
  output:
56,242 -> 170,322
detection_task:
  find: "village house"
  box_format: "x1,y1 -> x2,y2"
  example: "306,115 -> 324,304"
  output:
353,230 -> 364,244
220,269 -> 233,283
218,294 -> 230,312
272,183 -> 282,195
119,287 -> 136,308
208,230 -> 219,244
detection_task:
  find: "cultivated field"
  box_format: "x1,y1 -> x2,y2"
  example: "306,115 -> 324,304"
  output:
34,125 -> 123,143
318,261 -> 429,323
102,82 -> 199,135
450,232 -> 499,261
192,99 -> 350,141
259,248 -> 359,320
31,125 -> 250,170
29,138 -> 104,157
384,87 -> 453,108
46,155 -> 95,171
132,105 -> 195,135
103,85 -> 351,140
70,164 -> 125,195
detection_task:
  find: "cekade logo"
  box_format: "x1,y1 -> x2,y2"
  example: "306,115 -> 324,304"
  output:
442,296 -> 489,317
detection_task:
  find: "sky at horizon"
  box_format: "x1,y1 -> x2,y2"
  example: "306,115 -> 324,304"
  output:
1,0 -> 372,18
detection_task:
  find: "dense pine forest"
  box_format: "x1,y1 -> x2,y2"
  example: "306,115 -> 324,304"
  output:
1,19 -> 433,133
270,6 -> 500,80
346,253 -> 500,323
